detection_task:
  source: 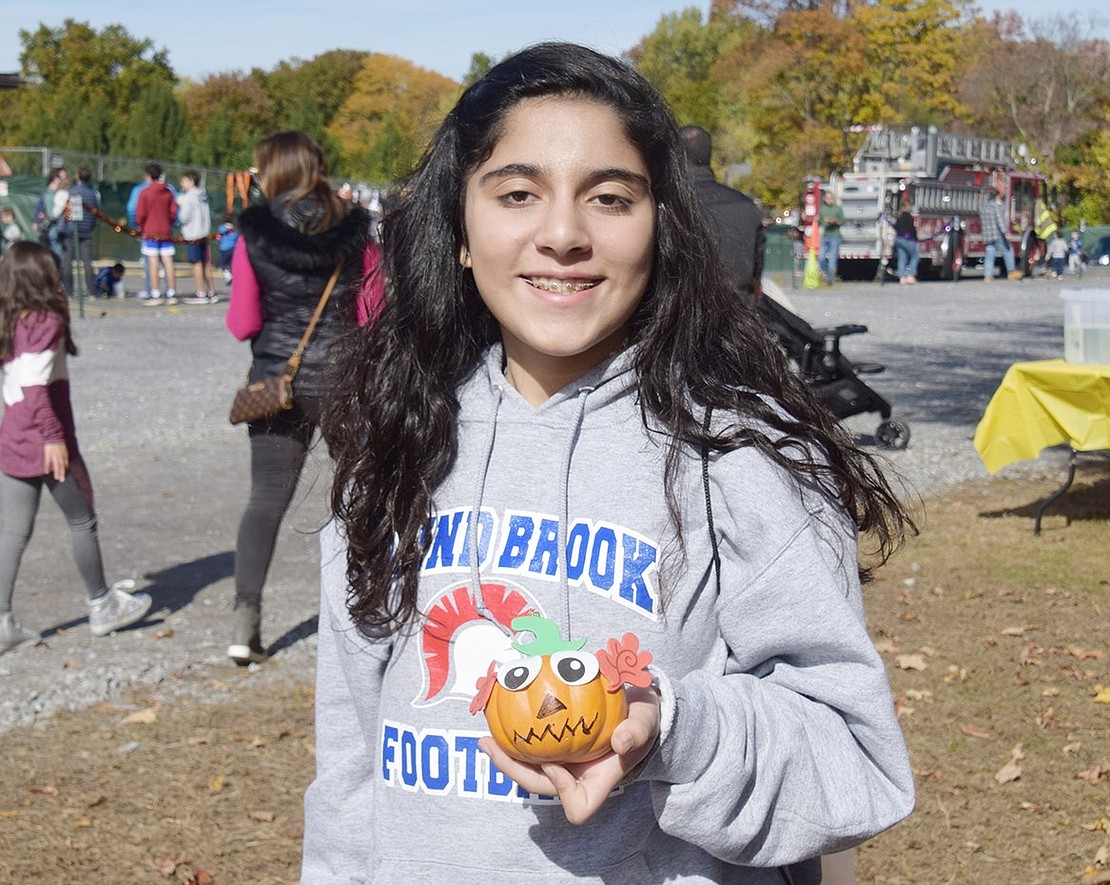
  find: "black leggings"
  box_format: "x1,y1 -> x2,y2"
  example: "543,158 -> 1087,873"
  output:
234,394 -> 322,608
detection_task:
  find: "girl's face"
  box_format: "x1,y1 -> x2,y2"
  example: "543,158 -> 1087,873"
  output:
463,97 -> 655,405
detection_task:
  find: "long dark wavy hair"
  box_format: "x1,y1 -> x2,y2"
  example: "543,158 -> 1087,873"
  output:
0,241 -> 77,361
323,42 -> 914,633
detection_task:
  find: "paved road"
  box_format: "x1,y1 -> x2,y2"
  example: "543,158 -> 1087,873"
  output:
2,268 -> 1106,729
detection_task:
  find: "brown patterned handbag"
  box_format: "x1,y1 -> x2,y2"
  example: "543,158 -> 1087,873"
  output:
228,261 -> 343,425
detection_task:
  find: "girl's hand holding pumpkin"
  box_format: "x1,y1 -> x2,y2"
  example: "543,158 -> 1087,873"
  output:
478,684 -> 661,824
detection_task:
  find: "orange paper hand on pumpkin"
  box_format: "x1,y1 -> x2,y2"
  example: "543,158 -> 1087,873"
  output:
596,633 -> 653,692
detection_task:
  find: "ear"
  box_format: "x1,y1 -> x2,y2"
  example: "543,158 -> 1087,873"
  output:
459,244 -> 471,268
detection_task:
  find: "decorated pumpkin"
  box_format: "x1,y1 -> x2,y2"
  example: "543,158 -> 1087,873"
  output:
469,614 -> 653,764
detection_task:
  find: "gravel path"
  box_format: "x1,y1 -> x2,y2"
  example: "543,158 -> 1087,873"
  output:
2,268 -> 1106,730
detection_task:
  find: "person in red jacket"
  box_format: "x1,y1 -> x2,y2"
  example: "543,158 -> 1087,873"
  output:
135,162 -> 178,304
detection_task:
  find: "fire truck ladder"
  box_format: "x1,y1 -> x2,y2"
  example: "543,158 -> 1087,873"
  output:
855,127 -> 1018,176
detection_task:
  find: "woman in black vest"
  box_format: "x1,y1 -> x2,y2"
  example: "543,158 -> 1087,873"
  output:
225,131 -> 372,664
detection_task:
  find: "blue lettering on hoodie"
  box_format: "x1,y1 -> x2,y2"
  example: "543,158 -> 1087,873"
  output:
421,507 -> 658,617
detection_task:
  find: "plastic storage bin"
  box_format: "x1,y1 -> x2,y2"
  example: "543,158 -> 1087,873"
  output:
1061,289 -> 1110,364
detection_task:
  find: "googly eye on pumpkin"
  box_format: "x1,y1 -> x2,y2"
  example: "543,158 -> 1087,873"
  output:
549,650 -> 600,687
496,656 -> 542,692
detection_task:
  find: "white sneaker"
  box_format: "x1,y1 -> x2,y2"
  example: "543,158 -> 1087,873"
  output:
88,580 -> 153,637
0,613 -> 41,655
163,289 -> 178,305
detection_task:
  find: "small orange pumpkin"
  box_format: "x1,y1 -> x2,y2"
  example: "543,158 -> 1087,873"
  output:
470,615 -> 652,764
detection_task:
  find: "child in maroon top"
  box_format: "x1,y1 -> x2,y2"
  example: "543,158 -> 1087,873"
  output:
0,242 -> 153,654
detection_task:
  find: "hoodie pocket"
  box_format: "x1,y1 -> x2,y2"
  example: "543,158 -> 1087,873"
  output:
371,852 -> 654,884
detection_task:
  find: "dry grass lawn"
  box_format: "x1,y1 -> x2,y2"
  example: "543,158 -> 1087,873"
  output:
1,470 -> 1107,885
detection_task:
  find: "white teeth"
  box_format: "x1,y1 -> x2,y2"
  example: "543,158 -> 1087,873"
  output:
526,277 -> 599,293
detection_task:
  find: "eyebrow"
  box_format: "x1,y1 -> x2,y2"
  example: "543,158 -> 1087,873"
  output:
478,163 -> 651,193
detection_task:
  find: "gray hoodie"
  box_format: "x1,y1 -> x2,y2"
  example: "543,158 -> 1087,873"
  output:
303,345 -> 913,884
176,186 -> 211,241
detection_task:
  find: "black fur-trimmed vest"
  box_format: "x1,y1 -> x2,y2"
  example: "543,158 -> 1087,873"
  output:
239,202 -> 369,397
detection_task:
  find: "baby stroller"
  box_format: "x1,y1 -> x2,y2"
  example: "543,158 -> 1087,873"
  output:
756,282 -> 911,449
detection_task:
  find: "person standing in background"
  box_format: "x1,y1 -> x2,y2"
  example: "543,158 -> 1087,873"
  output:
177,171 -> 217,304
980,187 -> 1022,281
33,168 -> 68,262
679,125 -> 764,299
224,131 -> 375,666
135,163 -> 178,304
59,167 -> 100,300
818,189 -> 844,285
893,197 -> 919,285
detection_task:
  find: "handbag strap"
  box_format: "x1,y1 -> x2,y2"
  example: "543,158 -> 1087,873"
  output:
284,260 -> 344,380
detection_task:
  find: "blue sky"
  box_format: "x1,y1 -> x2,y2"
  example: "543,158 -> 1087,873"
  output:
1,0 -> 1105,82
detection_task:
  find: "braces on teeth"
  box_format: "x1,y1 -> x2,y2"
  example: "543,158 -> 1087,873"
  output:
528,278 -> 598,293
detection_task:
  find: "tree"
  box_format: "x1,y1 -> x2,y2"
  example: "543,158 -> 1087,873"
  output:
120,79 -> 188,160
264,50 -> 368,147
183,72 -> 276,168
13,20 -> 177,152
327,54 -> 459,182
629,7 -> 739,134
463,52 -> 497,86
960,13 -> 1110,165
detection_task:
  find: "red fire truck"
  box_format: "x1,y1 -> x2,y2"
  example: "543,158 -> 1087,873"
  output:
805,126 -> 1050,280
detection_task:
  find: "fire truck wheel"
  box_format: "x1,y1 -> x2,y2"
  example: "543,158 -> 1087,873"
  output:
1020,230 -> 1039,278
942,233 -> 964,281
875,419 -> 911,450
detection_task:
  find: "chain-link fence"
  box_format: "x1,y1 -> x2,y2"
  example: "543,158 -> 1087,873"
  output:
1,146 -> 246,262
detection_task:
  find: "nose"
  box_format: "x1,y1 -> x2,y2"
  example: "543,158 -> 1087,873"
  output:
536,691 -> 567,719
534,196 -> 590,257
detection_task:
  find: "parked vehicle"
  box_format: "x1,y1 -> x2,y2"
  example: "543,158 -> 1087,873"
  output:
1088,235 -> 1110,266
805,126 -> 1050,280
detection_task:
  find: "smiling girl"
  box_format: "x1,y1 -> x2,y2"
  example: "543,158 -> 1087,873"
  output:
308,44 -> 914,884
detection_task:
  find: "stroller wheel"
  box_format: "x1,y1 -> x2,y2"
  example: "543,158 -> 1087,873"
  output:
875,419 -> 911,450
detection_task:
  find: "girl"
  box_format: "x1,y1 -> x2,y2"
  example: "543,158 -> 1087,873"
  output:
0,242 -> 151,655
225,131 -> 376,665
310,44 -> 915,883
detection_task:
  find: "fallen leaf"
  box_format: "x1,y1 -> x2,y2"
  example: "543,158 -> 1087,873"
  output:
944,665 -> 968,683
71,817 -> 93,828
960,723 -> 993,740
62,660 -> 80,670
1093,685 -> 1110,704
0,810 -> 20,820
874,638 -> 898,654
1002,625 -> 1032,636
995,744 -> 1025,784
150,629 -> 175,639
66,839 -> 88,850
995,760 -> 1023,784
187,871 -> 214,885
209,775 -> 225,794
1077,766 -> 1109,785
123,708 -> 158,725
250,810 -> 275,823
1020,642 -> 1045,666
1082,817 -> 1109,832
1066,646 -> 1103,661
1037,706 -> 1055,728
905,689 -> 933,702
1042,686 -> 1060,697
29,785 -> 58,797
1080,870 -> 1110,884
896,654 -> 927,671
1063,742 -> 1084,754
149,856 -> 182,876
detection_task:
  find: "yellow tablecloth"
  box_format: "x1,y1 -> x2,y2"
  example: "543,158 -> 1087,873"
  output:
974,359 -> 1110,473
